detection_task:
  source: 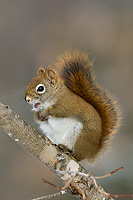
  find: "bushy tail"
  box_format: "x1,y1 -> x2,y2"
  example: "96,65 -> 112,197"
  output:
55,50 -> 120,151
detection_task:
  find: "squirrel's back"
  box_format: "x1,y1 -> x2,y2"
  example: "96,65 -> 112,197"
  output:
55,50 -> 120,152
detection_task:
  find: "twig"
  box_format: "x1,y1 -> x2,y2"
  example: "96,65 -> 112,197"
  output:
32,191 -> 66,200
90,171 -> 133,198
95,167 -> 124,179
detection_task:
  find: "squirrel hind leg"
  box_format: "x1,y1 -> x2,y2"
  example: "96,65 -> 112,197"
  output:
73,128 -> 100,162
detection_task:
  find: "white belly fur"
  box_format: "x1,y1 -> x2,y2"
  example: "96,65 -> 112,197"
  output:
38,117 -> 83,151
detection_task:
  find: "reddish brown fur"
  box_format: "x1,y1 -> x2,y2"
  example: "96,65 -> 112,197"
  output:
55,50 -> 121,152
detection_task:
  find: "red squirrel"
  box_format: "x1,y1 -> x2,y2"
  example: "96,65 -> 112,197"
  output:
25,50 -> 120,162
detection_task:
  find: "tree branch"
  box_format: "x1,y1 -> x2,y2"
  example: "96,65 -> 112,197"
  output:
0,102 -> 114,200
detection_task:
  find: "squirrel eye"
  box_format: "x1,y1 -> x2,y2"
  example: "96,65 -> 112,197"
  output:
36,84 -> 45,94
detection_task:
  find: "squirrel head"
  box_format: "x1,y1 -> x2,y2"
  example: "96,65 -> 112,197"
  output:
25,66 -> 60,111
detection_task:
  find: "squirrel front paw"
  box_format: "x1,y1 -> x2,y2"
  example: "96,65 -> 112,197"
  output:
34,111 -> 48,121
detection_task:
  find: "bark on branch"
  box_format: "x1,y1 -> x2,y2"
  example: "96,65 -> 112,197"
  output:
0,102 -> 114,200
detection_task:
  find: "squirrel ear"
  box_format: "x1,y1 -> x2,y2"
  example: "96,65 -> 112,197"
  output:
37,67 -> 45,75
45,66 -> 58,85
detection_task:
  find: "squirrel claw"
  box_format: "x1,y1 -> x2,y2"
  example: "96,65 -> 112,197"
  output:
58,144 -> 74,156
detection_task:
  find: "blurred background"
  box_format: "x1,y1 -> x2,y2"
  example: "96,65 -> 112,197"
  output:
0,0 -> 133,199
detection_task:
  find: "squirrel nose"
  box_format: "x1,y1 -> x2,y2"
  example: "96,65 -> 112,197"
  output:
25,96 -> 31,102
